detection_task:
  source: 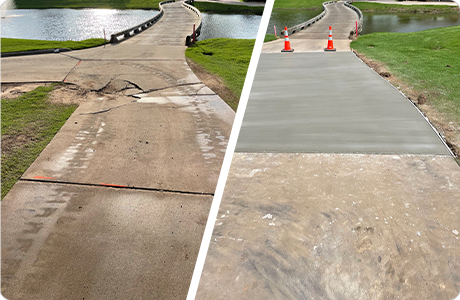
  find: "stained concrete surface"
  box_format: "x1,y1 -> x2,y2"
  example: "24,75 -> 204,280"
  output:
2,181 -> 211,299
22,93 -> 232,194
197,153 -> 460,300
1,1 -> 234,299
1,55 -> 79,82
236,52 -> 449,155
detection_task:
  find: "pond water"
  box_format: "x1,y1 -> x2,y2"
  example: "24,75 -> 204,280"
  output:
267,10 -> 320,35
361,12 -> 460,34
1,9 -> 261,41
197,13 -> 261,40
266,10 -> 460,36
1,9 -> 158,41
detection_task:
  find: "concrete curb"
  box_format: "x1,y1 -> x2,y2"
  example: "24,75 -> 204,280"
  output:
1,48 -> 72,58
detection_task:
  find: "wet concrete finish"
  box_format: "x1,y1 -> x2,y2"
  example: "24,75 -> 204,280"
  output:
197,153 -> 460,300
236,52 -> 449,155
2,181 -> 211,299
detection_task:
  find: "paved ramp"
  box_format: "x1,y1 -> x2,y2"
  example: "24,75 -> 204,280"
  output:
2,1 -> 234,299
263,1 -> 358,53
196,45 -> 460,300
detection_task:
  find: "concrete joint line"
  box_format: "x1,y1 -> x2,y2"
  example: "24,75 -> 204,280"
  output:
20,178 -> 215,196
62,59 -> 82,83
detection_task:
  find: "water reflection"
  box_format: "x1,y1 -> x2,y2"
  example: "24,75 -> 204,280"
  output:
361,13 -> 460,34
1,9 -> 158,41
198,13 -> 261,40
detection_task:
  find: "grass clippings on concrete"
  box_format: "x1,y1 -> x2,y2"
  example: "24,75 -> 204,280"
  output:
351,25 -> 460,156
1,84 -> 78,199
185,38 -> 255,111
1,38 -> 106,53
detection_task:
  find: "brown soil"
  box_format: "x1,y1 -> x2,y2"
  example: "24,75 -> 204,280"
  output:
354,50 -> 460,157
186,57 -> 239,111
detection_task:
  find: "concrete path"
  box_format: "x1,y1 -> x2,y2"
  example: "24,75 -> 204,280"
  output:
1,1 -> 234,299
196,22 -> 460,300
263,1 -> 359,53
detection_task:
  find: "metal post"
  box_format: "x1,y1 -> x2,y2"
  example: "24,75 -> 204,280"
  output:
356,21 -> 358,37
193,24 -> 196,44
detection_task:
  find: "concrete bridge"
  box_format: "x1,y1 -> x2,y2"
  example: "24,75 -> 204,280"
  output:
1,1 -> 234,299
196,2 -> 460,299
264,0 -> 362,52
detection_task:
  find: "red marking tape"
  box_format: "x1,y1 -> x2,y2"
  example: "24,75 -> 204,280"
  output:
77,61 -> 82,65
34,176 -> 56,180
100,183 -> 127,188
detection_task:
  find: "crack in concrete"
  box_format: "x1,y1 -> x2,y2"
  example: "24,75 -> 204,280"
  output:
79,100 -> 137,115
20,178 -> 214,196
130,82 -> 203,98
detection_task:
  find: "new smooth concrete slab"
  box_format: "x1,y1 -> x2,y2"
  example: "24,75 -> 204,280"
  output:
196,152 -> 460,300
1,54 -> 79,83
236,52 -> 449,155
2,181 -> 211,300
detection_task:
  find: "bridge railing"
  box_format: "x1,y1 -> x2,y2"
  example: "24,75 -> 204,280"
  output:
109,0 -> 175,43
183,0 -> 203,46
344,0 -> 363,36
281,1 -> 336,37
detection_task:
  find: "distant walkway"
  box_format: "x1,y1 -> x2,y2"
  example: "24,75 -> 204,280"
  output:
263,1 -> 359,52
1,1 -> 234,299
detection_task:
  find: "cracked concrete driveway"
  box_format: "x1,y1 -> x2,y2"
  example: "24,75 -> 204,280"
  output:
1,1 -> 235,299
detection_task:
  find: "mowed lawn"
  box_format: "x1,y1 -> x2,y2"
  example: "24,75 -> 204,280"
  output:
351,26 -> 460,123
186,38 -> 255,111
1,85 -> 77,199
1,38 -> 106,53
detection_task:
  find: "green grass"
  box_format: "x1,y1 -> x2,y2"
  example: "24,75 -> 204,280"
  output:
264,34 -> 278,42
13,0 -> 161,9
1,85 -> 77,199
1,38 -> 107,53
273,0 -> 324,11
351,26 -> 460,124
353,2 -> 459,14
185,38 -> 255,111
193,2 -> 264,15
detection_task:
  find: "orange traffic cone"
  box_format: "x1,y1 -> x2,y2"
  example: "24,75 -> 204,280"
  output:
281,27 -> 294,52
324,26 -> 336,52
